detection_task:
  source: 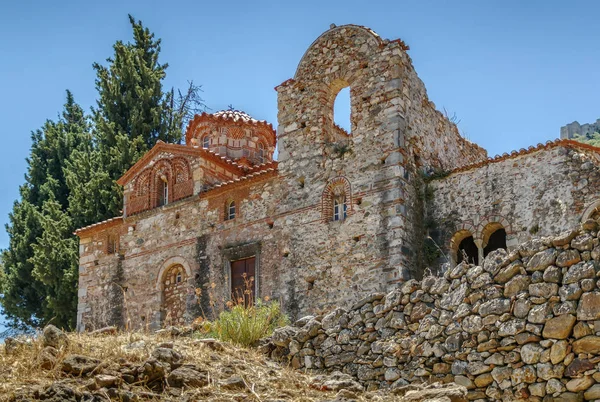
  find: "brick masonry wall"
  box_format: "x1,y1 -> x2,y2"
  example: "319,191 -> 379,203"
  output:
269,221 -> 600,401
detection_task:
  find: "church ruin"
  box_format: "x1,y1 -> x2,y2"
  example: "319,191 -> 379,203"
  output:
75,25 -> 600,331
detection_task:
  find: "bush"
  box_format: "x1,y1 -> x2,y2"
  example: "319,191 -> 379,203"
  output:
203,299 -> 288,347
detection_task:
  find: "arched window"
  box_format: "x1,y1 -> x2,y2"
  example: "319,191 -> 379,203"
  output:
157,175 -> 169,207
202,136 -> 210,148
321,177 -> 352,223
333,83 -> 351,135
106,234 -> 118,255
226,200 -> 236,220
483,223 -> 507,257
161,264 -> 188,326
451,229 -> 479,266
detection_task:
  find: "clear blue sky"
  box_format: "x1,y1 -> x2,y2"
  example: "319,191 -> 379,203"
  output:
1,0 -> 599,253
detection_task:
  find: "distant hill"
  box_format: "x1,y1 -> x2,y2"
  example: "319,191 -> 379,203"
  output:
561,118 -> 600,139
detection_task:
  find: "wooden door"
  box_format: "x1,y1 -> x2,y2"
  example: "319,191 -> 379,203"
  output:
230,257 -> 256,304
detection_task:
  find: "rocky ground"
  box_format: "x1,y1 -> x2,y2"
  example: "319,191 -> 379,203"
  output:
0,325 -> 466,401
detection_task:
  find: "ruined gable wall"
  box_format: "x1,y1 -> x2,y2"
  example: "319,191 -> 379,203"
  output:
275,26 -> 414,317
429,145 -> 600,265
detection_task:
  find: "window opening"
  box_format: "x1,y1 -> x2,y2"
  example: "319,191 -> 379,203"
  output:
158,176 -> 169,207
226,201 -> 236,220
457,235 -> 478,265
333,86 -> 351,134
483,228 -> 507,257
202,136 -> 210,148
333,197 -> 347,221
258,142 -> 265,163
107,235 -> 117,255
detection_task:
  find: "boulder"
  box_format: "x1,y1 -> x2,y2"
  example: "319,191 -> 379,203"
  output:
542,314 -> 576,339
167,366 -> 208,388
43,325 -> 68,349
61,354 -> 101,375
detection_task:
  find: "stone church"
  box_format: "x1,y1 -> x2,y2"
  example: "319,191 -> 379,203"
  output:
75,25 -> 600,331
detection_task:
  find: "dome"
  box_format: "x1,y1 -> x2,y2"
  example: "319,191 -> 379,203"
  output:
212,109 -> 265,124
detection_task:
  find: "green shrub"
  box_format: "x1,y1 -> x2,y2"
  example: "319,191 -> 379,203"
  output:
205,299 -> 288,347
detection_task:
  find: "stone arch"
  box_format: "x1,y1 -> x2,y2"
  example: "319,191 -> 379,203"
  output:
449,222 -> 478,266
321,176 -> 352,223
156,256 -> 193,291
476,215 -> 511,242
294,25 -> 383,81
450,229 -> 478,266
481,222 -> 508,258
582,199 -> 600,221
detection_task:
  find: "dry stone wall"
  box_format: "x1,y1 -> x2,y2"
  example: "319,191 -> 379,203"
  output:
269,220 -> 600,401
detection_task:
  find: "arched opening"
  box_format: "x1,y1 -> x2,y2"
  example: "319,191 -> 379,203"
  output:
483,226 -> 507,257
161,264 -> 188,326
333,86 -> 351,134
458,236 -> 479,265
202,136 -> 210,148
226,200 -> 236,221
157,176 -> 169,207
258,142 -> 265,163
333,196 -> 347,221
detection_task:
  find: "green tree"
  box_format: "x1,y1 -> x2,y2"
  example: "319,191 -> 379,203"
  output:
573,132 -> 600,148
1,91 -> 90,328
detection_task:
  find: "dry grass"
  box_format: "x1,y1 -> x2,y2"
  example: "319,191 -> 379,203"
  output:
0,331 -> 383,401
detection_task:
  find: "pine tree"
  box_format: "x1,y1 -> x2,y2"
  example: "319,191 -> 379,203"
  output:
1,91 -> 90,328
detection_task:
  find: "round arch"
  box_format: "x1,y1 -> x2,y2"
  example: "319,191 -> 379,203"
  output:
582,199 -> 600,222
476,215 -> 511,244
294,25 -> 383,81
156,256 -> 193,291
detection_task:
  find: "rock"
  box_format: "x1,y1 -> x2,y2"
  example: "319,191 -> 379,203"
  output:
573,336 -> 600,354
90,326 -> 118,336
504,275 -> 531,297
37,383 -> 81,402
314,371 -> 364,393
566,376 -> 595,392
520,343 -> 543,364
494,260 -> 523,283
556,249 -> 581,267
528,303 -> 551,324
271,326 -> 298,347
572,233 -> 594,251
43,325 -> 68,349
577,292 -> 600,320
4,337 -> 31,354
402,383 -> 468,402
536,363 -> 565,380
483,248 -> 509,275
550,340 -> 568,364
526,249 -> 557,272
167,366 -> 208,388
440,283 -> 468,310
514,298 -> 531,318
152,347 -> 183,369
95,374 -> 119,388
221,375 -> 246,390
138,358 -> 168,383
384,367 -> 401,381
565,358 -> 595,377
552,229 -> 578,247
498,319 -> 526,336
321,308 -> 346,331
584,384 -> 600,400
546,378 -> 565,394
542,314 -> 576,339
529,283 -> 558,297
573,322 -> 593,339
479,298 -> 511,317
543,265 -> 562,283
454,375 -> 475,390
38,346 -> 58,370
560,283 -> 583,301
491,366 -> 512,383
563,262 -> 595,284
474,373 -> 494,388
461,315 -> 483,334
61,354 -> 101,375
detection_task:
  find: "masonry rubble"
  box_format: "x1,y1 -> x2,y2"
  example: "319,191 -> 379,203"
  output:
267,219 -> 600,401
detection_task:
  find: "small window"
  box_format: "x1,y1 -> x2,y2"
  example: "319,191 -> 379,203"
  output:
107,234 -> 118,255
158,178 -> 169,207
258,143 -> 265,163
226,201 -> 236,220
202,136 -> 210,148
176,272 -> 182,283
333,197 -> 347,221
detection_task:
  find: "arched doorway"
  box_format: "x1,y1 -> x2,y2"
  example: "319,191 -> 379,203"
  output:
161,264 -> 188,326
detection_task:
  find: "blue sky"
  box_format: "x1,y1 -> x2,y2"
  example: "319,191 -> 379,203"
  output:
0,0 -> 599,255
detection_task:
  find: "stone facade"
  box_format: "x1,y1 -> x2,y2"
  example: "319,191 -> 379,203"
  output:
269,222 -> 600,401
75,24 -> 600,335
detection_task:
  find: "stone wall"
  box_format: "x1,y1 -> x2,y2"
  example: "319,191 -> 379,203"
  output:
430,141 -> 600,266
269,221 -> 600,401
